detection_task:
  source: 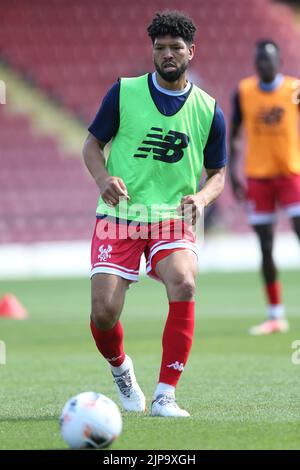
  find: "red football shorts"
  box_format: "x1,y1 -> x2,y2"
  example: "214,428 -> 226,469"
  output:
91,217 -> 197,282
246,174 -> 300,225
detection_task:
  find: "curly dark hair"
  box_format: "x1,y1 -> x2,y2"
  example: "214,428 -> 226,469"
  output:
147,11 -> 196,45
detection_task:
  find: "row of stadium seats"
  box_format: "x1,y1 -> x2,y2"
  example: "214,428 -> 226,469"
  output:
0,0 -> 299,242
0,111 -> 98,243
1,0 -> 299,121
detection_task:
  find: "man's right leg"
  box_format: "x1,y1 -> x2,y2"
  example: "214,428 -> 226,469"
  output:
90,273 -> 146,412
91,273 -> 129,365
250,223 -> 289,335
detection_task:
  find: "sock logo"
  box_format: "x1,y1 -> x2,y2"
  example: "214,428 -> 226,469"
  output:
167,361 -> 184,371
133,127 -> 189,163
106,354 -> 122,362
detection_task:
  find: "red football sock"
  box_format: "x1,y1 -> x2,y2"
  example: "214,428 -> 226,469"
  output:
159,301 -> 195,387
266,281 -> 281,305
90,319 -> 125,367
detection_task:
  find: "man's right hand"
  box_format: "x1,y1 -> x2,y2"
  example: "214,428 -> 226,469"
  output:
230,174 -> 246,201
97,175 -> 130,207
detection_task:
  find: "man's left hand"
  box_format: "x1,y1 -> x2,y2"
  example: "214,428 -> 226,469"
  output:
177,194 -> 206,225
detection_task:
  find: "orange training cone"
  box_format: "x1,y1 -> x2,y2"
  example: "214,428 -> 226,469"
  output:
0,294 -> 28,320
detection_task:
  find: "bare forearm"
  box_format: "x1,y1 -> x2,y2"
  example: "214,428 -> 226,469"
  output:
82,133 -> 129,205
82,134 -> 109,189
197,167 -> 226,207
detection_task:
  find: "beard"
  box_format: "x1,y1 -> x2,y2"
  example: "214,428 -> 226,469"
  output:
154,59 -> 189,82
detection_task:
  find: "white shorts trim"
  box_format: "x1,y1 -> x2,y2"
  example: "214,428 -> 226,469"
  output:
146,241 -> 198,274
247,212 -> 277,225
285,203 -> 300,218
91,267 -> 139,281
93,261 -> 139,274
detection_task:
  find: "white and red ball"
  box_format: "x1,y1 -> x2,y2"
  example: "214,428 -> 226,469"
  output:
60,391 -> 122,449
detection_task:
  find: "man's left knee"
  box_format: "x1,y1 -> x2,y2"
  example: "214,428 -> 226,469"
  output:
168,272 -> 196,300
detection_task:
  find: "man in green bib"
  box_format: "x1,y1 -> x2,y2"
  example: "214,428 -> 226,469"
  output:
83,10 -> 226,417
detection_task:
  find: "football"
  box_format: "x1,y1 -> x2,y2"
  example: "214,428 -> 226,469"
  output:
60,391 -> 122,449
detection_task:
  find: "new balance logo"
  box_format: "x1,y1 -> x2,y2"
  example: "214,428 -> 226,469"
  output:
167,361 -> 184,371
257,106 -> 285,125
134,127 -> 189,163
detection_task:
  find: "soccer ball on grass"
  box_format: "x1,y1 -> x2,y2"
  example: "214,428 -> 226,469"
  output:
60,391 -> 122,449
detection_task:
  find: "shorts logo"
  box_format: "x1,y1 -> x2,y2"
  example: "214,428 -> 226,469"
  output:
133,127 -> 189,163
98,244 -> 112,262
167,361 -> 184,371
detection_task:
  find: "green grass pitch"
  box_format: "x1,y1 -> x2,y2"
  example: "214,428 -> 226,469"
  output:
0,271 -> 299,450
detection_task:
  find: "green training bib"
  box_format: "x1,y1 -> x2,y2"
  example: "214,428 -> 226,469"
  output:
96,74 -> 215,222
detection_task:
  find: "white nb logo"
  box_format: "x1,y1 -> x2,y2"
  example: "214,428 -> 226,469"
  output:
167,361 -> 184,371
98,244 -> 112,262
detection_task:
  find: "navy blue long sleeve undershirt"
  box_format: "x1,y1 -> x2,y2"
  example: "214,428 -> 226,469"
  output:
89,75 -> 227,169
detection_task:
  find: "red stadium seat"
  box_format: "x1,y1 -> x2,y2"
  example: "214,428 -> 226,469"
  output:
0,0 -> 299,240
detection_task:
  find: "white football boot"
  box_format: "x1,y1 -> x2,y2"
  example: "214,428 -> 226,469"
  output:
111,355 -> 146,412
151,394 -> 190,418
249,318 -> 289,336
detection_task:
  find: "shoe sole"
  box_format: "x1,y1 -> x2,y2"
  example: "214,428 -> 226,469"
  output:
150,412 -> 190,418
249,330 -> 289,336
